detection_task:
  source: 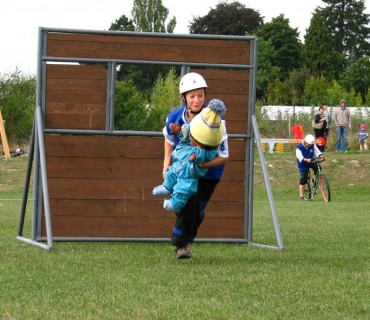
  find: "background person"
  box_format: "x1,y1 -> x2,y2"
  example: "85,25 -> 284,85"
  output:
313,106 -> 327,152
356,124 -> 368,151
162,72 -> 229,259
322,102 -> 331,150
296,134 -> 324,201
334,99 -> 351,152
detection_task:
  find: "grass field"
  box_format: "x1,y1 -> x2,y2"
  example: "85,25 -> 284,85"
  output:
1,151 -> 370,319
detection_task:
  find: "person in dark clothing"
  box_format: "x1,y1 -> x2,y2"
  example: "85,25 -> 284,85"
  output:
313,106 -> 327,152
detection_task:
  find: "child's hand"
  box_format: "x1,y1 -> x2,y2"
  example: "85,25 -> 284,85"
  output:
189,153 -> 197,162
169,123 -> 181,135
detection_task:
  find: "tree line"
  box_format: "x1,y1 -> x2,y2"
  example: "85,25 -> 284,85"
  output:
1,0 -> 369,144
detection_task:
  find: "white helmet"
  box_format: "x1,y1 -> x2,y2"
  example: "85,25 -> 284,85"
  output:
304,134 -> 315,144
179,72 -> 207,94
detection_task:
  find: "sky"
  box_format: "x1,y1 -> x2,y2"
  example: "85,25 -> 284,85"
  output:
1,0 -> 369,75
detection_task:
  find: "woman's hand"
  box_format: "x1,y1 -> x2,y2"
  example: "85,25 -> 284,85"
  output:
198,156 -> 228,169
198,162 -> 206,168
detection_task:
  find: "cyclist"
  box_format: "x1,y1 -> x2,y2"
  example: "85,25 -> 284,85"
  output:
296,134 -> 325,201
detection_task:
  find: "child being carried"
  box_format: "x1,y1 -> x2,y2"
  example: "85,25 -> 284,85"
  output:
152,99 -> 226,212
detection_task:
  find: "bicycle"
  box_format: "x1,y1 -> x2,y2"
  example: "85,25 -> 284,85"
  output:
304,157 -> 331,202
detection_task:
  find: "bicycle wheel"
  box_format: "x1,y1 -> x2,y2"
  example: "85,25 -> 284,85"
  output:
319,173 -> 331,202
304,171 -> 313,200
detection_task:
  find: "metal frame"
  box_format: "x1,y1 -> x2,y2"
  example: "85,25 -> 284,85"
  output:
17,27 -> 284,251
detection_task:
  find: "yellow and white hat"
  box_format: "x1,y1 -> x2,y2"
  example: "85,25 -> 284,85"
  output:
190,99 -> 226,147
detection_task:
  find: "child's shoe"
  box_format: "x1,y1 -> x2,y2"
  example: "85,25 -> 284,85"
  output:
163,199 -> 177,212
152,185 -> 171,196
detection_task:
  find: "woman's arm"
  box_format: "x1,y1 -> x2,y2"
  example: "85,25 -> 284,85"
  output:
198,156 -> 228,168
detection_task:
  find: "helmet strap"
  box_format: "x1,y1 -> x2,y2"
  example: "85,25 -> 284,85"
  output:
187,106 -> 201,115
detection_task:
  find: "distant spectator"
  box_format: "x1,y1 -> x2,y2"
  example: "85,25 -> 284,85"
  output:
334,99 -> 351,152
356,124 -> 368,151
313,106 -> 327,152
321,102 -> 331,150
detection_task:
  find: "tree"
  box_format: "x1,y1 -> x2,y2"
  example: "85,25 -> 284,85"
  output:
188,1 -> 264,35
256,14 -> 303,80
114,80 -> 148,131
146,67 -> 180,131
131,0 -> 176,33
111,0 -> 178,96
265,68 -> 312,106
320,0 -> 370,59
285,67 -> 312,106
266,79 -> 290,105
255,38 -> 280,101
109,14 -> 135,31
341,56 -> 370,104
328,80 -> 362,106
0,69 -> 35,143
303,9 -> 345,81
303,76 -> 332,106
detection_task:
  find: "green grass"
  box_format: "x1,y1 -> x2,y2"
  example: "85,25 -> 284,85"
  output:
1,153 -> 370,319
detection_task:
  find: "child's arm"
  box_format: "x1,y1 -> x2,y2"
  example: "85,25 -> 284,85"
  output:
186,147 -> 205,164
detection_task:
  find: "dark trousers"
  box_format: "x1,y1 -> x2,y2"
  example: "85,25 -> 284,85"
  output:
170,178 -> 219,248
323,129 -> 330,151
324,128 -> 330,140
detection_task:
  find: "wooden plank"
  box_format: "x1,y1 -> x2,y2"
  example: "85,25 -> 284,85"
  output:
47,178 -> 244,201
44,130 -> 246,158
198,69 -> 250,80
46,156 -> 245,181
46,157 -> 163,179
47,199 -> 244,218
223,104 -> 248,120
198,217 -> 244,238
42,215 -> 244,238
47,64 -> 108,79
45,114 -> 106,130
45,64 -> 107,130
226,120 -> 248,134
46,103 -> 106,116
47,33 -> 250,65
46,89 -> 106,104
197,69 -> 249,133
207,93 -> 249,113
0,109 -> 11,159
48,33 -> 250,49
206,80 -> 249,95
46,78 -> 107,90
45,135 -> 164,158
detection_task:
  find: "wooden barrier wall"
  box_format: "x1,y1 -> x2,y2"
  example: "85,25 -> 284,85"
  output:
40,31 -> 251,240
